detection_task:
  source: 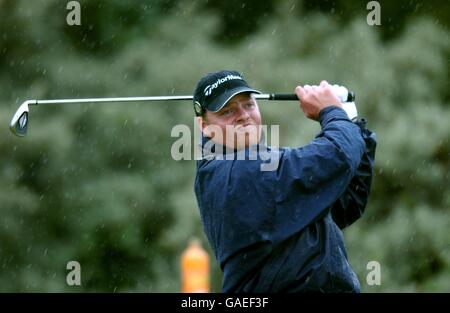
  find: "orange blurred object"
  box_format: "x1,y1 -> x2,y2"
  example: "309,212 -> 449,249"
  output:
181,238 -> 210,293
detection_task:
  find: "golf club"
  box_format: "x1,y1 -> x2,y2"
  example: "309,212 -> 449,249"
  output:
10,89 -> 355,137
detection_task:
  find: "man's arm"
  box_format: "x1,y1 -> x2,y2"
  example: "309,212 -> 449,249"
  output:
269,105 -> 366,242
331,119 -> 377,229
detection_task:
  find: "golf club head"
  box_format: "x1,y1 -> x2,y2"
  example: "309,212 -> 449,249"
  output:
10,100 -> 35,137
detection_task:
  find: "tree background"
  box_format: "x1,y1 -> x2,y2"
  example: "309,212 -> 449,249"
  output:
0,0 -> 449,292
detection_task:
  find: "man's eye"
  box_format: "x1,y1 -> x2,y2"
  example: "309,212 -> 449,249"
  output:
246,103 -> 255,108
222,109 -> 233,116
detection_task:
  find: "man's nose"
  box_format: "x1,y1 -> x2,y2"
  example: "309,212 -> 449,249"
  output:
236,106 -> 250,122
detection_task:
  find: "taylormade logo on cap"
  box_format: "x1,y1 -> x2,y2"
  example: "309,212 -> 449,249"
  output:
193,70 -> 260,116
203,74 -> 243,96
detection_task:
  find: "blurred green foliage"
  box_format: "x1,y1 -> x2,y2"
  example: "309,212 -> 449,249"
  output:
0,0 -> 449,292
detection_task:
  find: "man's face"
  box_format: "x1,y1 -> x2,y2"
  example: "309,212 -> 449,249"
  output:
198,92 -> 262,149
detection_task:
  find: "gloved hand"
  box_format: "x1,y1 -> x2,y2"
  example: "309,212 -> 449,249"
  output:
331,84 -> 358,121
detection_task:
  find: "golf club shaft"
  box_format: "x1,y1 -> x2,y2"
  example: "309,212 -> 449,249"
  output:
32,95 -> 194,105
10,91 -> 355,137
28,92 -> 354,105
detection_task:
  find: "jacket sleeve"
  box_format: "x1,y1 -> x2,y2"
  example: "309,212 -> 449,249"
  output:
270,106 -> 366,243
331,119 -> 377,229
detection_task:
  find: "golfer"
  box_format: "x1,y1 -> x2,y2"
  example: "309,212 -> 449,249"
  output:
193,70 -> 377,292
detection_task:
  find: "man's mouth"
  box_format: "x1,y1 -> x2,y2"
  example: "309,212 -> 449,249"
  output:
236,123 -> 253,129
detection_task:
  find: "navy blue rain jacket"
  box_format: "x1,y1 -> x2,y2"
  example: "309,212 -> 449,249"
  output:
194,106 -> 377,292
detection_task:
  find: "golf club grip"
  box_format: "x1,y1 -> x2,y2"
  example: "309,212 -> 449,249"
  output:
270,92 -> 355,102
270,93 -> 299,101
